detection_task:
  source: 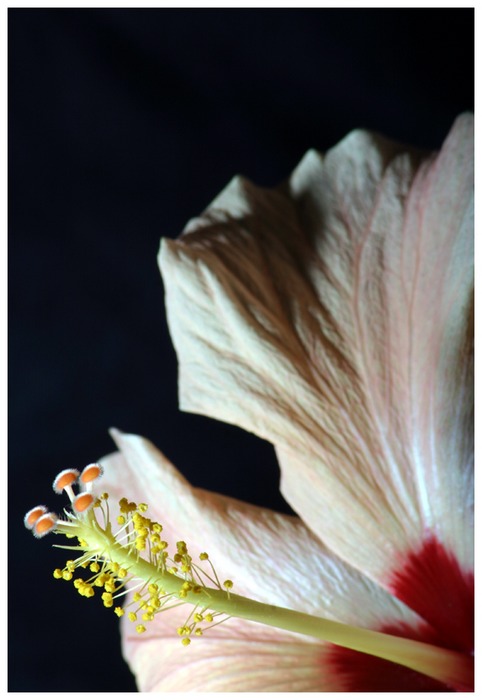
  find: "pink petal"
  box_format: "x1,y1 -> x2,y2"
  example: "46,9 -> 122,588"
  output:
121,607 -> 338,692
159,116 -> 473,592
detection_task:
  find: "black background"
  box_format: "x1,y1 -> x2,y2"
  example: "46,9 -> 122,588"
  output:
9,8 -> 473,692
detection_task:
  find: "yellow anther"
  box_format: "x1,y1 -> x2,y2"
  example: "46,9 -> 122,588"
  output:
176,541 -> 187,554
224,580 -> 234,590
142,612 -> 154,621
53,569 -> 63,579
114,607 -> 125,617
110,562 -> 120,574
136,527 -> 149,537
73,578 -> 84,589
181,581 -> 192,591
136,625 -> 146,634
181,638 -> 191,646
128,612 -> 137,622
118,568 -> 127,578
138,503 -> 148,513
101,492 -> 109,500
159,541 -> 168,550
62,571 -> 73,581
133,592 -> 142,603
204,613 -> 213,623
104,580 -> 116,593
119,498 -> 128,512
90,562 -> 101,573
199,552 -> 209,561
181,564 -> 191,573
152,523 -> 162,533
168,567 -> 178,574
150,597 -> 160,609
81,585 -> 95,598
179,589 -> 188,598
117,515 -> 126,525
102,592 -> 113,608
148,584 -> 158,594
76,584 -> 85,595
195,628 -> 203,636
119,498 -> 136,514
150,533 -> 160,544
135,537 -> 146,551
194,613 -> 203,623
78,538 -> 88,547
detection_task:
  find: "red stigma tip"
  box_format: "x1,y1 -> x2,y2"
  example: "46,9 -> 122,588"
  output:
80,463 -> 103,484
33,513 -> 58,538
73,493 -> 95,513
24,505 -> 48,529
53,469 -> 80,494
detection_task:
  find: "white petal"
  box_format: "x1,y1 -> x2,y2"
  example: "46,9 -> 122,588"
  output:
159,115 -> 473,584
101,430 -> 425,626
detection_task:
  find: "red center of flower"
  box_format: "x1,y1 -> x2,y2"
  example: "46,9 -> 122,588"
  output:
389,534 -> 473,654
326,534 -> 473,691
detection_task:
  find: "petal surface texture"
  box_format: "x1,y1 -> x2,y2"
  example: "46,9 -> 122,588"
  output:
101,430 -> 446,692
159,115 -> 473,592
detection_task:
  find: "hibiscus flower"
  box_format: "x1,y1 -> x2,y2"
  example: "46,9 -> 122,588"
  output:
25,114 -> 473,691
